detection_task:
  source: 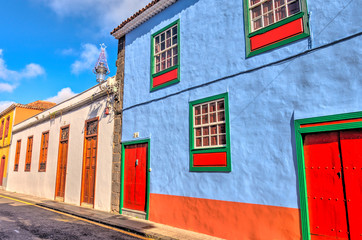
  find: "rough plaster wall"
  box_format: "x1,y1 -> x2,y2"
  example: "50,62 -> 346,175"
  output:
121,0 -> 361,210
6,93 -> 114,212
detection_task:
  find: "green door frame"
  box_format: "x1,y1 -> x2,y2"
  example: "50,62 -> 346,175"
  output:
120,139 -> 151,220
294,111 -> 362,240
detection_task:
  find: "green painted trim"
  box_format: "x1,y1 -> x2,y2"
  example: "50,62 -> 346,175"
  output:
120,138 -> 151,220
150,19 -> 180,92
189,93 -> 231,172
243,0 -> 310,57
294,111 -> 362,240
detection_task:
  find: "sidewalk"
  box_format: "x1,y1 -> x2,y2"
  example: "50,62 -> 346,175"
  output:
0,189 -> 222,240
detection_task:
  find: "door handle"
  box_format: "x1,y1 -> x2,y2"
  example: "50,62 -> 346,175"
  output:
135,159 -> 139,166
337,171 -> 341,179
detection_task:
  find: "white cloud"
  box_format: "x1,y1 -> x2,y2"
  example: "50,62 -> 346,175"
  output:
0,83 -> 18,93
0,49 -> 45,92
60,48 -> 76,56
46,87 -> 77,104
71,43 -> 100,74
36,0 -> 150,32
0,101 -> 14,113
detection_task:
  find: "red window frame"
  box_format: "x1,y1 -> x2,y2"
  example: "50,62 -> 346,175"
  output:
4,116 -> 10,138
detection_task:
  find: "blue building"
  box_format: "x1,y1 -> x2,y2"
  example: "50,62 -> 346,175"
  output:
111,0 -> 362,239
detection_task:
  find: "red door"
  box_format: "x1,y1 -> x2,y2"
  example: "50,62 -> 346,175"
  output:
339,130 -> 362,240
55,127 -> 69,200
303,130 -> 362,240
123,143 -> 148,212
0,156 -> 5,186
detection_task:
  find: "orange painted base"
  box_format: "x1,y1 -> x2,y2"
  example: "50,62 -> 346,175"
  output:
149,193 -> 302,240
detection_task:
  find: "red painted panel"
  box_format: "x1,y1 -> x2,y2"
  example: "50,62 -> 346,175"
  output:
301,118 -> 362,128
193,152 -> 227,166
124,143 -> 147,212
149,193 -> 302,240
153,68 -> 178,87
250,18 -> 304,51
303,132 -> 349,240
339,130 -> 362,239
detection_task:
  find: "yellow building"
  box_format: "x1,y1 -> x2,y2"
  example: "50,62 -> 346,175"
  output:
0,101 -> 56,187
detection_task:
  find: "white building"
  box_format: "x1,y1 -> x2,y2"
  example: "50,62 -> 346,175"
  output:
7,79 -> 116,211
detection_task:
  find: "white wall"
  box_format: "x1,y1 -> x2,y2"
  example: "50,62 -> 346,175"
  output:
7,85 -> 114,212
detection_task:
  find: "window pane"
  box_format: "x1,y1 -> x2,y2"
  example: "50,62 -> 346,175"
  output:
161,33 -> 165,41
195,106 -> 201,115
172,26 -> 177,35
253,18 -> 262,30
219,124 -> 226,133
211,136 -> 218,146
167,49 -> 172,58
274,0 -> 285,8
173,46 -> 178,55
263,1 -> 273,13
219,135 -> 226,145
275,6 -> 286,21
161,42 -> 165,51
217,101 -> 224,110
166,39 -> 171,48
173,56 -> 178,65
264,12 -> 274,26
161,61 -> 166,71
195,116 -> 201,125
166,30 -> 171,38
203,137 -> 209,146
202,104 -> 208,114
202,114 -> 208,124
155,44 -> 160,54
172,36 -> 177,45
288,0 -> 300,15
161,52 -> 166,60
156,55 -> 160,64
211,125 -> 217,134
251,5 -> 261,18
195,128 -> 202,136
250,0 -> 261,5
167,58 -> 172,68
156,64 -> 160,72
210,102 -> 216,112
196,138 -> 202,147
203,127 -> 209,136
155,36 -> 160,44
210,113 -> 216,123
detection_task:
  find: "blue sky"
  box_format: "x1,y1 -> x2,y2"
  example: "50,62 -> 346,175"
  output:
0,0 -> 150,111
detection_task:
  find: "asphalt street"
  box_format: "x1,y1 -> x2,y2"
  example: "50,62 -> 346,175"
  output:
0,195 -> 149,240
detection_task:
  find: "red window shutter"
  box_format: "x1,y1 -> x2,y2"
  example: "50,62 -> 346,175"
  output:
4,117 -> 10,138
0,120 -> 4,140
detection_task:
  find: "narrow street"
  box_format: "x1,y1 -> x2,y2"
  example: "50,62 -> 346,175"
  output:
0,195 -> 149,240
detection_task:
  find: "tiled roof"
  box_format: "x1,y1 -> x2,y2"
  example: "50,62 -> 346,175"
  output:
0,101 -> 56,117
111,0 -> 177,38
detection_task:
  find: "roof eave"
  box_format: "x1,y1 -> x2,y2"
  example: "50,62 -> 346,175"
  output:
111,0 -> 177,39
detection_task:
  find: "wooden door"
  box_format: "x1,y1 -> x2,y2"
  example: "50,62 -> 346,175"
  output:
81,118 -> 98,206
55,126 -> 69,200
123,143 -> 148,212
81,136 -> 97,205
0,156 -> 5,186
303,130 -> 362,240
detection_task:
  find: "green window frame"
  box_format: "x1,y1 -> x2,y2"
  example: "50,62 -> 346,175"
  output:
189,93 -> 231,172
150,19 -> 180,91
243,0 -> 310,57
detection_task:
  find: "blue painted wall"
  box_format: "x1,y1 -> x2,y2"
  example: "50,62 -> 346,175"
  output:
121,0 -> 362,209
